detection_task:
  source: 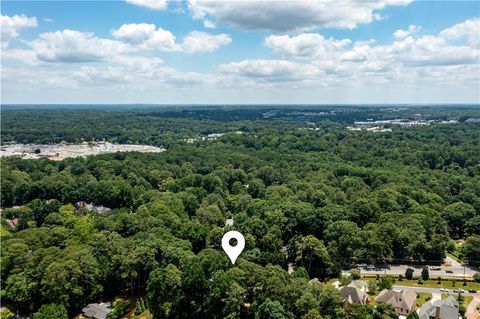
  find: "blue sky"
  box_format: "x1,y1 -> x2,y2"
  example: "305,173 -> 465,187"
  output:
1,0 -> 479,104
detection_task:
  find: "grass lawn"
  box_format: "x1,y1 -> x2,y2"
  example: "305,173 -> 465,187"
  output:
326,278 -> 338,285
416,292 -> 432,307
367,293 -> 378,305
135,310 -> 153,319
395,279 -> 480,290
441,293 -> 473,305
446,252 -> 462,263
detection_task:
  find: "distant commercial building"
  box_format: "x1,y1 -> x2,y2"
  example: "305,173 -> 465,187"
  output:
465,118 -> 480,124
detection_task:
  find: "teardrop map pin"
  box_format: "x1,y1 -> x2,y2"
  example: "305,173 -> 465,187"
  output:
221,231 -> 245,264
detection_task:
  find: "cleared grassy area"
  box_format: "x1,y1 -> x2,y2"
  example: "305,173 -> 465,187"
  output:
416,292 -> 432,307
446,252 -> 462,263
463,295 -> 473,305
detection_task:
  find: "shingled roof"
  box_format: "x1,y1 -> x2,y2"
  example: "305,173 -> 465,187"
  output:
418,296 -> 459,319
340,283 -> 368,305
82,303 -> 112,319
375,288 -> 417,314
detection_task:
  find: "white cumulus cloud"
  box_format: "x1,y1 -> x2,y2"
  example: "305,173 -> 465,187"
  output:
222,18 -> 479,87
188,0 -> 412,31
125,0 -> 168,10
219,59 -> 319,82
265,33 -> 351,58
1,14 -> 38,47
181,31 -> 231,53
112,23 -> 231,53
112,23 -> 179,51
393,24 -> 421,40
439,18 -> 480,47
28,29 -> 132,63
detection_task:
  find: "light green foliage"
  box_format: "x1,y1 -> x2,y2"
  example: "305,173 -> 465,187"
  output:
33,304 -> 68,319
379,276 -> 395,290
340,275 -> 352,287
107,299 -> 130,319
0,308 -> 15,319
368,280 -> 377,295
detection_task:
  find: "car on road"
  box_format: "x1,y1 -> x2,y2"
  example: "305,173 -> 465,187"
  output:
445,269 -> 454,273
429,266 -> 441,270
366,264 -> 375,270
468,289 -> 477,293
439,288 -> 448,292
453,289 -> 464,293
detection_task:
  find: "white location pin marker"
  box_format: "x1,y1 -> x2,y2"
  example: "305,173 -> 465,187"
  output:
221,231 -> 245,264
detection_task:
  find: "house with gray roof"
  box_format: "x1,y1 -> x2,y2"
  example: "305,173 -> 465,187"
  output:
339,283 -> 368,308
418,296 -> 459,319
81,302 -> 112,319
375,288 -> 417,316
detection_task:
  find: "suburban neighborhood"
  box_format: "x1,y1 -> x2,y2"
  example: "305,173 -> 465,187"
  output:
333,257 -> 480,319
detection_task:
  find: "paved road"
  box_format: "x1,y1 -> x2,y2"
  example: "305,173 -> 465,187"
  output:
351,263 -> 477,278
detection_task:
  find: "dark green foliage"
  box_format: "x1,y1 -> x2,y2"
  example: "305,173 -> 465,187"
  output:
461,235 -> 480,264
1,106 -> 479,318
421,267 -> 429,281
406,311 -> 420,319
405,268 -> 414,280
256,299 -> 287,319
474,272 -> 480,282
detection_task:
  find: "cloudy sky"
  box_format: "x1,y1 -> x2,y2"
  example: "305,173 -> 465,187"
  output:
1,0 -> 479,104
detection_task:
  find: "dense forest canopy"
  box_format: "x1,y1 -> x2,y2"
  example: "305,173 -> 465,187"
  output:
1,105 -> 479,319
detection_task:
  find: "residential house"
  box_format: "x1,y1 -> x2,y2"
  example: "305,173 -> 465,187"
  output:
5,218 -> 19,229
375,288 -> 417,316
340,283 -> 368,308
76,201 -> 112,215
81,302 -> 112,319
418,296 -> 459,319
468,310 -> 480,319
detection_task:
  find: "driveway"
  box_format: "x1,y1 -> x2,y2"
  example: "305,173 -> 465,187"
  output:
431,293 -> 441,302
467,296 -> 480,316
